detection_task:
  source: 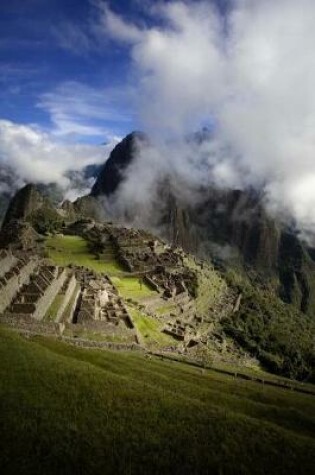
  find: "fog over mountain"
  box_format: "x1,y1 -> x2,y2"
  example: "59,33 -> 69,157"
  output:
0,119 -> 119,211
98,0 -> 315,240
2,0 -> 315,239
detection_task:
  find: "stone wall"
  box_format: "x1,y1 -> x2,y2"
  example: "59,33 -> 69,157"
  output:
144,275 -> 160,292
33,268 -> 67,321
0,258 -> 37,314
0,315 -> 62,335
66,320 -> 137,341
64,286 -> 81,323
0,251 -> 16,278
55,274 -> 77,322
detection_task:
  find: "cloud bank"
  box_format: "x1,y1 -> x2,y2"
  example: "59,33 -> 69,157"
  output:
99,0 -> 315,235
0,119 -> 119,200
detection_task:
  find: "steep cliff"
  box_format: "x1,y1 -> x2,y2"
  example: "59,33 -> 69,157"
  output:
2,184 -> 56,228
91,131 -> 148,197
166,188 -> 315,314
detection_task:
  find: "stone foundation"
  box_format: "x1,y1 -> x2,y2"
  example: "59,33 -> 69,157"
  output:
0,257 -> 37,313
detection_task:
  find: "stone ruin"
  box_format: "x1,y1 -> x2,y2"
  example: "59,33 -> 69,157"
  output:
106,226 -> 183,273
70,268 -> 135,336
7,265 -> 67,321
0,250 -> 38,314
0,250 -> 137,343
145,267 -> 198,299
163,319 -> 198,343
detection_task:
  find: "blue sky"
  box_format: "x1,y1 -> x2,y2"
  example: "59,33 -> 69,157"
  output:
2,0 -> 315,233
0,0 -> 230,144
0,0 -> 141,143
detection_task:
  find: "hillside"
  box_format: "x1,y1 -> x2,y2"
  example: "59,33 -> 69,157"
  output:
0,326 -> 314,475
90,132 -> 315,317
0,185 -> 314,474
0,184 -> 314,382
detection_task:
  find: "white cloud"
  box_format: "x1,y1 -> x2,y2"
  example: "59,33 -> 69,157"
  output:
99,0 -> 315,235
96,2 -> 144,43
37,81 -> 131,141
0,119 -> 119,198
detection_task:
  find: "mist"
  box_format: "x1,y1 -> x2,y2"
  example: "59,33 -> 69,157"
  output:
99,0 -> 315,237
0,119 -> 119,202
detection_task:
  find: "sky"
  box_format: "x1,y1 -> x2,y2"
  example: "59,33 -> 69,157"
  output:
0,0 -> 136,141
2,0 -> 315,236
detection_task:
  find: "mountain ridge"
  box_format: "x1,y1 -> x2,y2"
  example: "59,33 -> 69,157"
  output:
90,131 -> 315,316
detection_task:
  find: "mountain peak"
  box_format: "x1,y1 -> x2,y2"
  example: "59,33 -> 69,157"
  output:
91,131 -> 148,197
1,184 -> 50,229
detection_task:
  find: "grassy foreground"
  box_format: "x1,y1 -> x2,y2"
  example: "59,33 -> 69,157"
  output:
0,327 -> 314,475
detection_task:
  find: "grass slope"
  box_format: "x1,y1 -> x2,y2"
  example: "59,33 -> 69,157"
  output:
45,235 -> 123,275
223,270 -> 315,381
128,306 -> 177,348
111,275 -> 155,300
0,326 -> 314,475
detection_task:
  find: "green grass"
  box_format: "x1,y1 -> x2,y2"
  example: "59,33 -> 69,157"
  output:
111,275 -> 156,300
128,307 -> 177,348
183,255 -> 227,316
223,269 -> 315,381
0,326 -> 314,475
155,302 -> 178,316
45,235 -> 123,275
44,294 -> 65,321
62,284 -> 80,322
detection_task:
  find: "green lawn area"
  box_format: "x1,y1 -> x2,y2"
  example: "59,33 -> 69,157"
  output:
184,255 -> 227,316
155,302 -> 178,316
44,294 -> 65,321
45,235 -> 123,275
62,283 -> 80,322
111,275 -> 156,300
128,307 -> 177,348
0,326 -> 314,475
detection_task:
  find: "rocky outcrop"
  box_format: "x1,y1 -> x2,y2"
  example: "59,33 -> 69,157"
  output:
91,131 -> 148,197
0,220 -> 40,250
166,188 -> 315,314
2,184 -> 55,228
73,196 -> 105,221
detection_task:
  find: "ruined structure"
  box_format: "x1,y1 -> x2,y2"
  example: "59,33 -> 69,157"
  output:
0,214 -> 233,355
7,265 -> 67,320
0,251 -> 38,313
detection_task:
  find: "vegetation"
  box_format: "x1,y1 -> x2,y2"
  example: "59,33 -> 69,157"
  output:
155,302 -> 178,316
111,276 -> 156,300
44,294 -> 64,321
28,208 -> 63,234
222,270 -> 315,382
63,327 -> 132,343
183,255 -> 227,316
0,326 -> 314,475
45,235 -> 118,274
62,284 -> 80,322
128,306 -> 177,348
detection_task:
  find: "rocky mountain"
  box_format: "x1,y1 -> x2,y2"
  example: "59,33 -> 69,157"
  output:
0,183 -> 106,246
0,163 -> 103,225
91,132 -> 147,197
90,132 -> 315,316
2,184 -> 56,227
167,188 -> 315,315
